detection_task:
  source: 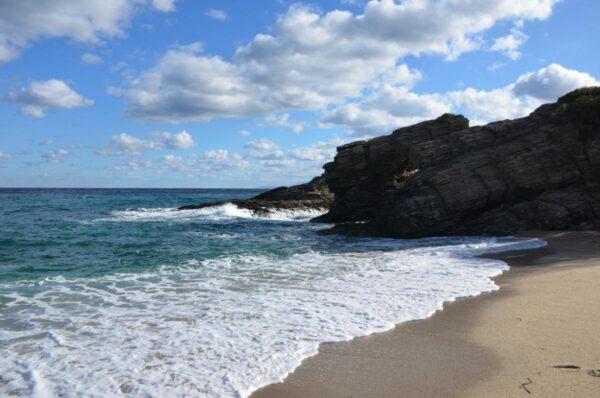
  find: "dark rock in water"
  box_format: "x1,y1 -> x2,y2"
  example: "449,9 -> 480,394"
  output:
316,87 -> 600,237
178,176 -> 333,215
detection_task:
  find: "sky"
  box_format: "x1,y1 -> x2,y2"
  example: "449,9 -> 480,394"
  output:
0,0 -> 599,188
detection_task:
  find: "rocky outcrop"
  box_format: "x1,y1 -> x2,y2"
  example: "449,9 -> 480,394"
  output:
315,87 -> 600,237
178,175 -> 333,215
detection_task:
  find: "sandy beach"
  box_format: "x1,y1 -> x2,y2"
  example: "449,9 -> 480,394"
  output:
251,231 -> 600,398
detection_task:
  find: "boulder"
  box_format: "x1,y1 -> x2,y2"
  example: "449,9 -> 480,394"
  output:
178,175 -> 333,215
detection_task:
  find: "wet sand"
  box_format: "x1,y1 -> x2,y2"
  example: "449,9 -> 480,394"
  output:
251,231 -> 600,398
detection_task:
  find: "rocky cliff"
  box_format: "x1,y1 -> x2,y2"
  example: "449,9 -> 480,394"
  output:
315,87 -> 600,237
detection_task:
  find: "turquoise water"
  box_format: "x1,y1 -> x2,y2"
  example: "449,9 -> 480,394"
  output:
0,189 -> 545,397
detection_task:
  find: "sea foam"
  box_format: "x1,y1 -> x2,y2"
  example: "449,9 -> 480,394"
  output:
0,231 -> 545,397
107,204 -> 327,222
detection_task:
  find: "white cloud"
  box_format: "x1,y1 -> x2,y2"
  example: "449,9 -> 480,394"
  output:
239,130 -> 251,137
259,158 -> 297,169
0,151 -> 12,160
97,133 -> 161,156
163,154 -> 182,165
448,86 -> 540,122
512,63 -> 599,101
6,79 -> 93,118
289,138 -> 344,162
488,62 -> 506,71
116,50 -> 269,122
324,63 -> 599,134
152,130 -> 196,149
321,86 -> 451,135
244,139 -> 285,160
39,139 -> 54,146
117,0 -> 561,122
0,1 -> 177,63
98,130 -> 196,156
164,150 -> 250,174
206,9 -> 228,21
490,28 -> 527,60
262,113 -> 304,133
152,0 -> 176,12
113,159 -> 153,172
81,53 -> 102,64
42,148 -> 70,163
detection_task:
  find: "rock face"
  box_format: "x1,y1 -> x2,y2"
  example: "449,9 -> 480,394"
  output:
315,87 -> 600,237
178,176 -> 333,215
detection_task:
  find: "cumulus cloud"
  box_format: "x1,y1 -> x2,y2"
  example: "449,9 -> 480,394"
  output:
289,138 -> 344,162
152,130 -> 196,149
448,87 -> 540,123
490,25 -> 527,60
451,64 -> 599,123
239,130 -> 251,137
244,139 -> 285,160
42,148 -> 70,163
0,0 -> 177,63
323,63 -> 599,134
0,151 -> 12,161
512,63 -> 599,101
321,86 -> 451,136
163,150 -> 250,173
81,53 -> 102,64
152,0 -> 176,12
116,0 -> 561,122
97,130 -> 196,156
6,79 -> 93,118
262,113 -> 305,133
205,9 -> 228,20
115,50 -> 270,122
113,159 -> 153,172
97,133 -> 161,156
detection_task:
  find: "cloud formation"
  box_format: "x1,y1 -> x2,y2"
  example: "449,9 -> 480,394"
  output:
512,63 -> 599,101
97,133 -> 162,156
323,63 -> 600,135
206,9 -> 228,20
81,53 -> 103,64
262,113 -> 305,133
42,148 -> 70,163
0,0 -> 177,63
116,0 -> 561,123
490,29 -> 527,60
152,131 -> 196,149
97,130 -> 196,155
6,79 -> 93,118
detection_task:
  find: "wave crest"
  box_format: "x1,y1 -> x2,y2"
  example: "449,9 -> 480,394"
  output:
107,203 -> 326,222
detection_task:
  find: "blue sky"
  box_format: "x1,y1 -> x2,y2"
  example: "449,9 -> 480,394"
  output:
0,0 -> 599,188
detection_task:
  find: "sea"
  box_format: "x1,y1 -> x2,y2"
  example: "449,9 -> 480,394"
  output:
0,188 -> 546,397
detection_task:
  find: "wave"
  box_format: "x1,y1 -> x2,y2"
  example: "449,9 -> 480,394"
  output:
0,236 -> 545,397
104,203 -> 327,222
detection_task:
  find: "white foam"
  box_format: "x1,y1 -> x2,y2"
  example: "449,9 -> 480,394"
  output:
105,204 -> 327,222
0,236 -> 546,397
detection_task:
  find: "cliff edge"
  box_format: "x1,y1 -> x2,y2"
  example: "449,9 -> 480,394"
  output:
315,87 -> 600,237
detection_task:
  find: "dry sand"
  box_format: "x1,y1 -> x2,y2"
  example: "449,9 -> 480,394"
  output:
251,231 -> 600,398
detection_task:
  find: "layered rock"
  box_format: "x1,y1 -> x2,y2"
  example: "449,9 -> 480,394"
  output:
316,87 -> 600,237
178,176 -> 333,215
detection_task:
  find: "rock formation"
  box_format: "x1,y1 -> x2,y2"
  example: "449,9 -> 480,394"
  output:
178,176 -> 333,215
315,87 -> 600,237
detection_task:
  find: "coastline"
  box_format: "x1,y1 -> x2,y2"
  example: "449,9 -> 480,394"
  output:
251,231 -> 600,398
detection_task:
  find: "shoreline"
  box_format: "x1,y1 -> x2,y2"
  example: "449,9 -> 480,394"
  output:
251,231 -> 600,398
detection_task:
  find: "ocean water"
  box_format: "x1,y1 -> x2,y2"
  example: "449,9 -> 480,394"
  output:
0,188 -> 546,397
